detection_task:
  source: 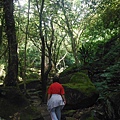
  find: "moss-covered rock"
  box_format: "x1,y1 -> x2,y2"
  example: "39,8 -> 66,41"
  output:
19,79 -> 41,89
59,67 -> 89,84
60,72 -> 99,109
59,64 -> 88,77
64,72 -> 96,95
0,87 -> 43,120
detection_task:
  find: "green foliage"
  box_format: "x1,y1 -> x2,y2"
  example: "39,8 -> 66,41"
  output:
103,42 -> 120,65
101,0 -> 120,29
78,43 -> 95,65
1,0 -> 120,86
101,62 -> 120,81
94,81 -> 109,100
65,53 -> 75,66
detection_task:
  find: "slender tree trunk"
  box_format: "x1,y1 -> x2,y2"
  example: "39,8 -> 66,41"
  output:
0,13 -> 4,45
41,35 -> 46,102
23,0 -> 30,92
3,0 -> 18,86
39,0 -> 46,102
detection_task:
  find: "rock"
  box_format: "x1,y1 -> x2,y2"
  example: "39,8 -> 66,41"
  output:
0,87 -> 29,107
64,86 -> 98,109
0,86 -> 43,120
60,72 -> 99,109
19,80 -> 41,89
104,92 -> 120,120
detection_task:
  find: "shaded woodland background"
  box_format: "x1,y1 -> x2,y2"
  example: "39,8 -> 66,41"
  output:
0,0 -> 120,120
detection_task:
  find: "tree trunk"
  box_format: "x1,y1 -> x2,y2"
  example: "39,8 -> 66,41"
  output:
23,0 -> 30,92
3,0 -> 18,86
38,0 -> 46,103
0,13 -> 4,45
41,35 -> 46,102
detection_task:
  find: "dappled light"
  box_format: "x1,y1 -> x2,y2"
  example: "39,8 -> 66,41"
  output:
0,0 -> 120,119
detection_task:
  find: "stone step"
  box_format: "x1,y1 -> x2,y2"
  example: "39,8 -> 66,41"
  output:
28,94 -> 41,101
26,89 -> 42,99
24,88 -> 51,119
29,95 -> 40,99
31,100 -> 42,107
27,89 -> 40,92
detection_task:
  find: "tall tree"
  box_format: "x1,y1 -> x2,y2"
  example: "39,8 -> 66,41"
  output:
23,0 -> 31,91
0,9 -> 4,45
37,0 -> 46,102
3,0 -> 18,86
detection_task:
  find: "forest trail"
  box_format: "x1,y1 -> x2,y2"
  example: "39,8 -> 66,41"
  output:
37,104 -> 51,120
27,88 -> 51,120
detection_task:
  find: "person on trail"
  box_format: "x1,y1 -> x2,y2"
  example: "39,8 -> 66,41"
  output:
47,76 -> 66,120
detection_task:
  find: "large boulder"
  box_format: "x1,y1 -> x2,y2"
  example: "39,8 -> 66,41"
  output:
0,87 -> 43,120
60,72 -> 99,109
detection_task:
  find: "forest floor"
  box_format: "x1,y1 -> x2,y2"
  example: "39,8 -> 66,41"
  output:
0,82 -> 104,120
26,86 -> 105,120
